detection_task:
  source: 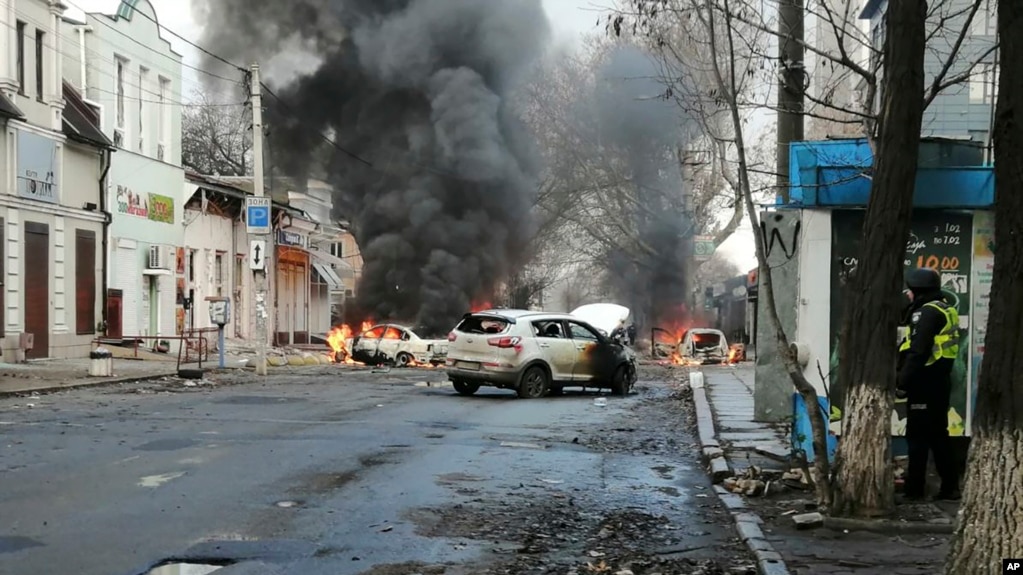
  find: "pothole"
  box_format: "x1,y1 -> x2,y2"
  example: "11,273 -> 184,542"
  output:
145,561 -> 232,575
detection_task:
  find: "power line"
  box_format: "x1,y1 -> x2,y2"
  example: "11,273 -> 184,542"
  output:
61,0 -> 245,84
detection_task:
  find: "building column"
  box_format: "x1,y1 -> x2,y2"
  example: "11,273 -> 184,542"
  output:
47,0 -> 65,131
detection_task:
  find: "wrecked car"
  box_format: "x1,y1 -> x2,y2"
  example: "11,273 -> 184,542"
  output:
350,324 -> 449,366
445,308 -> 638,399
678,328 -> 730,365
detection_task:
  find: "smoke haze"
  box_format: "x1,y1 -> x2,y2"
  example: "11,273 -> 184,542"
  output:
192,0 -> 551,334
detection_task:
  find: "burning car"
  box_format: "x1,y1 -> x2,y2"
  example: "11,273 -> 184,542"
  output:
350,324 -> 449,367
678,328 -> 730,365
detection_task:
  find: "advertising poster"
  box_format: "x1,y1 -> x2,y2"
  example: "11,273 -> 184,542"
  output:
968,211 -> 994,435
829,209 -> 973,436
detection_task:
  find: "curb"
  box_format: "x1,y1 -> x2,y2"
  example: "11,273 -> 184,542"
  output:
690,370 -> 793,575
0,372 -> 177,398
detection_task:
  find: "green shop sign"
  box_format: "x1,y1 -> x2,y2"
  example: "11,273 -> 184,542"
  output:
148,194 -> 174,224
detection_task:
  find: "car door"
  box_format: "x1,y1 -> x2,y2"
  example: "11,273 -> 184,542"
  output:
376,325 -> 405,359
567,321 -> 611,382
530,319 -> 576,381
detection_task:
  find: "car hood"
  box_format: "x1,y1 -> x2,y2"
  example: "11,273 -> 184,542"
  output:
570,303 -> 631,335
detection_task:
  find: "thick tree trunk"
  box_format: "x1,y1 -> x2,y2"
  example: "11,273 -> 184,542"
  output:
944,1 -> 1023,571
831,0 -> 928,518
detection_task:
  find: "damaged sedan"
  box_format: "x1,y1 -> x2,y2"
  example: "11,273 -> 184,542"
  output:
350,324 -> 449,366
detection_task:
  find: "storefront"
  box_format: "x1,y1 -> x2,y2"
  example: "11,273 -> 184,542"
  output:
274,228 -> 312,345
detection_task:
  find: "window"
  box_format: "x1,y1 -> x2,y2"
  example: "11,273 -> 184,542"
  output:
972,1 -> 997,36
115,57 -> 126,130
35,30 -> 44,100
234,254 -> 244,290
138,66 -> 148,153
187,248 -> 197,283
363,326 -> 385,339
533,320 -> 565,338
214,251 -> 225,296
970,63 -> 999,104
76,230 -> 97,334
330,242 -> 343,258
157,77 -> 170,160
568,322 -> 601,342
16,21 -> 25,94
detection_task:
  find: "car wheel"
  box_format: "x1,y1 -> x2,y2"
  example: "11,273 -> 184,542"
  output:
396,352 -> 413,367
518,366 -> 549,399
452,380 -> 480,396
611,365 -> 631,397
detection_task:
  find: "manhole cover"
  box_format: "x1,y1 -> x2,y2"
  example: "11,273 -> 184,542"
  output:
146,563 -> 226,575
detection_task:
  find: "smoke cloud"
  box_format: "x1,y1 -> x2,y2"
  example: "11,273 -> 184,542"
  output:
193,0 -> 551,334
589,46 -> 692,330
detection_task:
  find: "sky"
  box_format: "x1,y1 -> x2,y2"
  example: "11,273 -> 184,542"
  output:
66,0 -> 757,273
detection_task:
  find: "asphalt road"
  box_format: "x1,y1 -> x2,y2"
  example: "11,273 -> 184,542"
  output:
0,364 -> 750,575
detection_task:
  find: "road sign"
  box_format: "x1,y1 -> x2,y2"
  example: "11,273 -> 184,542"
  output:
693,235 -> 716,261
249,239 -> 267,270
246,197 -> 271,235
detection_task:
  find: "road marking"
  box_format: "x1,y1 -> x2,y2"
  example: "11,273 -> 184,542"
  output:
138,471 -> 186,488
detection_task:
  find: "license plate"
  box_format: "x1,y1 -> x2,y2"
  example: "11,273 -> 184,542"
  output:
457,361 -> 481,371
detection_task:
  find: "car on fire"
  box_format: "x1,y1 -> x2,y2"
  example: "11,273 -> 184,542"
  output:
678,328 -> 730,364
444,308 -> 638,399
350,324 -> 449,366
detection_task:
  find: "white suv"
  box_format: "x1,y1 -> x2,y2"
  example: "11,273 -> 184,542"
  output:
444,309 -> 638,398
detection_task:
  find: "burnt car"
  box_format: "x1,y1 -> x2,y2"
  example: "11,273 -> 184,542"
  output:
350,324 -> 449,366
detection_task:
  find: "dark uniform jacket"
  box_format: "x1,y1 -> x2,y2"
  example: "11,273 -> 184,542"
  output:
897,292 -> 955,420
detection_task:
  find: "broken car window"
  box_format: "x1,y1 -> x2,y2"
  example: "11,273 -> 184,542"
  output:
533,320 -> 564,338
456,315 -> 511,335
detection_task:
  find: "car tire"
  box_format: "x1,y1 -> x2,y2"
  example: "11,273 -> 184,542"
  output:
396,352 -> 413,367
611,365 -> 631,397
452,380 -> 480,396
517,366 -> 549,399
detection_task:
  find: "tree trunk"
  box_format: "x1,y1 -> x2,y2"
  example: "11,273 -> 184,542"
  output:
830,0 -> 928,518
944,1 -> 1023,571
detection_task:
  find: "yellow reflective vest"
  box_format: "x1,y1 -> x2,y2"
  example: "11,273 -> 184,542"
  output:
898,300 -> 960,365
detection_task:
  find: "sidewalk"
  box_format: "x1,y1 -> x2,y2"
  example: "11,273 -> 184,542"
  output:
0,358 -> 177,396
694,365 -> 955,575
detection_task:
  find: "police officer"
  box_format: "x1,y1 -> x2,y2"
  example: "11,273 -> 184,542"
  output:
897,267 -> 961,501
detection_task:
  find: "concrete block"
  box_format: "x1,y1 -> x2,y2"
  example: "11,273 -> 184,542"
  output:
754,549 -> 784,563
746,537 -> 775,554
758,556 -> 792,575
709,456 -> 731,483
735,520 -> 764,542
735,512 -> 762,524
792,512 -> 824,530
690,370 -> 705,388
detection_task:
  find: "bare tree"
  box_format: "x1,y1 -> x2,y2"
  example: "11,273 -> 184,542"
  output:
182,87 -> 253,176
944,1 -> 1023,570
613,0 -> 990,515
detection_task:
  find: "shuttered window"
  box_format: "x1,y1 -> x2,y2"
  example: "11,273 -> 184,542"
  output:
76,230 -> 96,334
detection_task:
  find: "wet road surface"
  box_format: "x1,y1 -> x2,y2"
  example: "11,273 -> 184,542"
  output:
0,365 -> 751,575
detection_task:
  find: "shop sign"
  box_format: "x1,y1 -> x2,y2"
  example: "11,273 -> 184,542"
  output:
277,230 -> 307,248
116,186 -> 175,224
16,130 -> 59,204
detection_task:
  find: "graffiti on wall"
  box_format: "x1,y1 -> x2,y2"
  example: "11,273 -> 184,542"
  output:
829,209 -> 973,437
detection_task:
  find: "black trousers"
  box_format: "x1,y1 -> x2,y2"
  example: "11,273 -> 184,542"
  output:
905,407 -> 958,496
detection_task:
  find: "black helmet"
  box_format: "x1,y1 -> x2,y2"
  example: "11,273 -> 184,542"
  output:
906,267 -> 941,291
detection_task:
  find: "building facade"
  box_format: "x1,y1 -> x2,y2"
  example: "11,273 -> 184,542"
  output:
61,0 -> 185,346
861,0 -> 998,147
0,0 -> 112,360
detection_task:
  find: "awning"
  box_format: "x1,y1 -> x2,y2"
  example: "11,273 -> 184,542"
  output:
312,262 -> 343,290
306,249 -> 356,279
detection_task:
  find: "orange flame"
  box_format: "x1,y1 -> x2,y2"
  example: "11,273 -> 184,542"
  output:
326,325 -> 354,363
470,300 -> 493,312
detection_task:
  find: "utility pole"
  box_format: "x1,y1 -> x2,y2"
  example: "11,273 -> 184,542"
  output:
250,64 -> 270,376
776,0 -> 805,202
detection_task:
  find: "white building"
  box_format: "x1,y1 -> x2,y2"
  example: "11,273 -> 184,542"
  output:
0,0 -> 112,359
61,0 -> 185,347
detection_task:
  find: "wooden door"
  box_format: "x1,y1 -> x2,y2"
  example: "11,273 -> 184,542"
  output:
106,289 -> 123,339
24,222 -> 49,358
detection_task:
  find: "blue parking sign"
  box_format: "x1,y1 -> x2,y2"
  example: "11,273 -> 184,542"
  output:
246,197 -> 271,234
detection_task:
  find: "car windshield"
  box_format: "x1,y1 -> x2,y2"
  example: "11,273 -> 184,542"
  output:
456,315 -> 511,335
692,332 -> 722,349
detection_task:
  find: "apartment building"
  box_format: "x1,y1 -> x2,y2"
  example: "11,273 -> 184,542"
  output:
0,0 -> 113,359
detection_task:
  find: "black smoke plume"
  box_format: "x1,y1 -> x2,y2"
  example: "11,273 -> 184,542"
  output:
192,0 -> 551,334
589,46 -> 692,330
